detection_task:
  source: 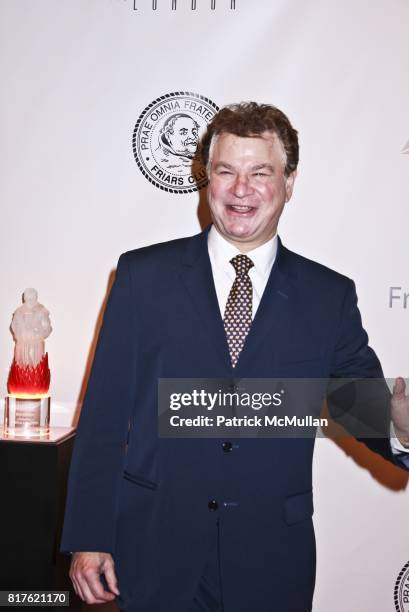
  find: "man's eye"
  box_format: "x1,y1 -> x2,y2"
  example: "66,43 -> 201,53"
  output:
253,172 -> 268,177
218,170 -> 233,175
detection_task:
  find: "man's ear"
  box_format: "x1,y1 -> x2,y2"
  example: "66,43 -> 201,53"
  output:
206,160 -> 212,182
285,169 -> 297,202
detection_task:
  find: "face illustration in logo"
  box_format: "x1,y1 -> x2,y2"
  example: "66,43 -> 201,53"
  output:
157,114 -> 200,170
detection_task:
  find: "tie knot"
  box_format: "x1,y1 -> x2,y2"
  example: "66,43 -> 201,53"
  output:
230,254 -> 254,277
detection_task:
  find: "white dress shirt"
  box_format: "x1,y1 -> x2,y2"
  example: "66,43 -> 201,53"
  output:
207,225 -> 277,318
207,225 -> 407,456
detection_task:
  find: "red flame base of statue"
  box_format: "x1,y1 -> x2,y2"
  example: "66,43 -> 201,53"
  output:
8,353 -> 51,396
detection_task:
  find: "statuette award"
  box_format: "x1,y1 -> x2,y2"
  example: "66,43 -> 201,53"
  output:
4,288 -> 52,437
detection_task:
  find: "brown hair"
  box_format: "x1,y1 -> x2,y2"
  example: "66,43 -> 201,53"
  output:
202,102 -> 299,176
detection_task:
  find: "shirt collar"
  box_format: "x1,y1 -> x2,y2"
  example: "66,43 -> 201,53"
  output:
207,225 -> 278,279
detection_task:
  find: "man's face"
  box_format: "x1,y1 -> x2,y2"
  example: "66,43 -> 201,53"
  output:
207,131 -> 297,252
167,117 -> 198,155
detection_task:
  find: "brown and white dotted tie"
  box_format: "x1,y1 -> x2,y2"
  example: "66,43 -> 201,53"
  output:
223,254 -> 254,368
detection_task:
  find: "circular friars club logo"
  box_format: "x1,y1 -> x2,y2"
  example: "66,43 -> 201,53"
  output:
395,561 -> 409,612
133,91 -> 219,194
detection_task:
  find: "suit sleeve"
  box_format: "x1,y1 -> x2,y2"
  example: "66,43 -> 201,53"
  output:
60,253 -> 136,553
327,279 -> 405,467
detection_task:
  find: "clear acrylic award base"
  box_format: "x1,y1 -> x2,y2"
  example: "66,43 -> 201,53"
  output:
4,396 -> 50,437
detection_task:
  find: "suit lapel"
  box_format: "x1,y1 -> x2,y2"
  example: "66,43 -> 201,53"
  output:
180,228 -> 232,370
234,238 -> 297,373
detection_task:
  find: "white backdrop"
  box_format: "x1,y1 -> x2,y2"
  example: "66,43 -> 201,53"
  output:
1,1 -> 408,610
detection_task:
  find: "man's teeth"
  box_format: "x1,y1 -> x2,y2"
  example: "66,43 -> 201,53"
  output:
230,205 -> 253,212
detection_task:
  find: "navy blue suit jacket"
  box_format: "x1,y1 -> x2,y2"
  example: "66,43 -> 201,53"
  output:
61,227 -> 399,612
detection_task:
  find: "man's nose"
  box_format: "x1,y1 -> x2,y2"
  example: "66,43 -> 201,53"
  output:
231,174 -> 253,198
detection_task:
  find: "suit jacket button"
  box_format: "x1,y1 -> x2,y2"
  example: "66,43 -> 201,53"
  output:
222,441 -> 233,452
208,500 -> 218,511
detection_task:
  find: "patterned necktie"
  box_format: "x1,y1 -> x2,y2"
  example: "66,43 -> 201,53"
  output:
223,254 -> 254,368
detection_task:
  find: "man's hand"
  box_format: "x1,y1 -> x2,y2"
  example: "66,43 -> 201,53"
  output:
391,377 -> 409,447
69,552 -> 120,604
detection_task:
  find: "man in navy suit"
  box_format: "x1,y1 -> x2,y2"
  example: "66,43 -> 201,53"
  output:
61,102 -> 409,611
